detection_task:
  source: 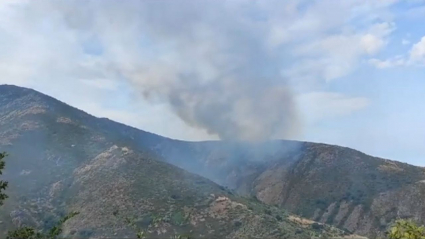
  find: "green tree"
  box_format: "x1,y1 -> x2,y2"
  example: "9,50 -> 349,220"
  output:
6,227 -> 44,239
46,211 -> 79,237
388,219 -> 425,239
6,212 -> 79,239
0,151 -> 79,239
0,151 -> 8,206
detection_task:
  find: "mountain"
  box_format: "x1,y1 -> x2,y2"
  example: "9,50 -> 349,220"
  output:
2,85 -> 424,238
156,140 -> 425,238
0,84 -> 357,238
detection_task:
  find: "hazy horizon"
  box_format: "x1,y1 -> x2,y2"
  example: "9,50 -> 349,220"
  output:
0,0 -> 424,166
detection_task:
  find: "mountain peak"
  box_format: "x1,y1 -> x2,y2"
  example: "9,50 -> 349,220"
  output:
1,85 -> 424,238
0,85 -> 358,238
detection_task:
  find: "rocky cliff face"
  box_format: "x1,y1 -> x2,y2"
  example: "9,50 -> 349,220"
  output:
0,85 -> 355,238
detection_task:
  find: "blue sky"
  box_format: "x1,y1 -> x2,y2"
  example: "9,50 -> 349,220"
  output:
0,0 -> 424,166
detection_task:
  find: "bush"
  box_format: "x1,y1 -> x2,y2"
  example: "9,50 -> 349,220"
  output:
388,219 -> 425,239
264,209 -> 272,215
6,227 -> 43,239
311,223 -> 324,231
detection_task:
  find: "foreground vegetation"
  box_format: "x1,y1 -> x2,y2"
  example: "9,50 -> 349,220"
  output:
0,152 -> 8,206
388,220 -> 425,239
6,212 -> 79,239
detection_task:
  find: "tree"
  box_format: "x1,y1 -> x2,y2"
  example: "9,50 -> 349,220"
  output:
388,219 -> 425,239
0,151 -> 79,239
0,151 -> 8,206
6,227 -> 43,239
6,211 -> 79,239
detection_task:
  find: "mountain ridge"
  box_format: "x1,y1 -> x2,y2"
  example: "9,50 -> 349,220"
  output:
1,84 -> 424,238
2,83 -> 417,167
0,84 -> 359,238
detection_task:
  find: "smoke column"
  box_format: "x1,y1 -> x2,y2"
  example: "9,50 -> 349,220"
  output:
14,0 -> 301,141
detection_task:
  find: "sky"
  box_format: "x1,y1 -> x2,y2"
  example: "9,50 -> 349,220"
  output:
0,0 -> 424,166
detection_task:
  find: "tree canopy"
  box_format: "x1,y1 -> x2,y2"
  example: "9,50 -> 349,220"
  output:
388,219 -> 425,239
0,151 -> 8,206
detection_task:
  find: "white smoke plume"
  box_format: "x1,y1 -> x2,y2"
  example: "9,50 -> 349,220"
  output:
52,0 -> 300,141
0,0 -> 397,141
